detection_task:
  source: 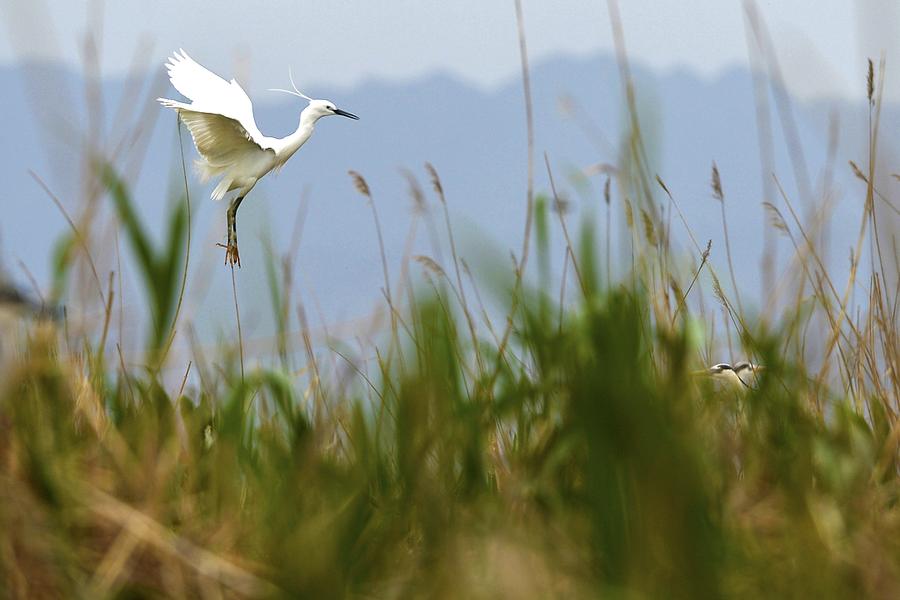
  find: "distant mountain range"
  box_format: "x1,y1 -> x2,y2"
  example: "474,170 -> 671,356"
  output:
1,53 -> 896,352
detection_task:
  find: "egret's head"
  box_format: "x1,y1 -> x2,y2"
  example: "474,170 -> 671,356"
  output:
306,99 -> 359,121
707,363 -> 734,375
268,69 -> 359,122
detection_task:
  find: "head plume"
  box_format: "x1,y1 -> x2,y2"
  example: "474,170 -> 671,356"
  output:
268,67 -> 313,101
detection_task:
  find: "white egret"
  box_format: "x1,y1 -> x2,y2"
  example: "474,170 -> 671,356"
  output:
157,49 -> 359,267
693,362 -> 764,392
731,361 -> 764,388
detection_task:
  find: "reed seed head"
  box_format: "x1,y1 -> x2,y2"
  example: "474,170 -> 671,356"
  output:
425,162 -> 444,199
867,58 -> 874,104
711,162 -> 724,201
348,170 -> 371,197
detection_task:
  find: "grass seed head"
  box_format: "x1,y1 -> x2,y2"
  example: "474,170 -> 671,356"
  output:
849,160 -> 867,182
867,58 -> 875,104
414,255 -> 447,278
348,170 -> 371,197
711,162 -> 724,201
763,202 -> 790,236
655,174 -> 671,196
624,199 -> 635,230
425,162 -> 444,199
640,209 -> 657,246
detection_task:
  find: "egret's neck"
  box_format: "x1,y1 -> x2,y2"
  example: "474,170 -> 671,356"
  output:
276,110 -> 319,162
299,104 -> 322,128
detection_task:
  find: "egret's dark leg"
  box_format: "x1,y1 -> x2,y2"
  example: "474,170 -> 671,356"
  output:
225,195 -> 245,267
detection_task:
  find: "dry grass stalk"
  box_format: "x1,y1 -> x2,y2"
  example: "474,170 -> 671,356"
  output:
400,168 -> 427,214
710,162 -> 742,317
423,162 -> 482,368
545,152 -> 586,296
673,239 -> 712,324
347,171 -> 393,345
86,487 -> 279,597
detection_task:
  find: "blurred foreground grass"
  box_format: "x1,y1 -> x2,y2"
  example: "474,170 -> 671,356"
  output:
3,165 -> 898,598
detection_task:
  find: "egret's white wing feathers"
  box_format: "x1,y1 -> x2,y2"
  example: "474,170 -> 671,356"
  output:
158,49 -> 273,151
162,104 -> 275,200
157,49 -> 282,200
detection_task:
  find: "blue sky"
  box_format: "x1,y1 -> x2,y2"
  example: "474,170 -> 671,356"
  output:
2,1 -> 896,101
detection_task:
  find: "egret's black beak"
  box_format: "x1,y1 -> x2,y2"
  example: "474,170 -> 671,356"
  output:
334,108 -> 359,120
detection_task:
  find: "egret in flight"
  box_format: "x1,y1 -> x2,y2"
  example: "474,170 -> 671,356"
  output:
158,49 -> 359,267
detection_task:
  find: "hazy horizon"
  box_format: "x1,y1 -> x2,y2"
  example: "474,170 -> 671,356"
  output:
2,1 -> 899,102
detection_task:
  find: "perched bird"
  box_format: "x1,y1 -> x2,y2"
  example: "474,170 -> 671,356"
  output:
158,50 -> 359,267
694,362 -> 763,392
731,361 -> 764,388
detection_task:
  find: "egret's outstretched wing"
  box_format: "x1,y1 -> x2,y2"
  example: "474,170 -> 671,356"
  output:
160,49 -> 271,149
165,104 -> 274,169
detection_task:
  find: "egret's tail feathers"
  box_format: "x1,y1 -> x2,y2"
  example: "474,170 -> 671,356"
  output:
211,178 -> 233,201
190,157 -> 231,200
193,159 -> 214,182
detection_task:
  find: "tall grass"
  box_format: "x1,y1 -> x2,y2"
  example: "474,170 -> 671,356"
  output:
1,7 -> 899,600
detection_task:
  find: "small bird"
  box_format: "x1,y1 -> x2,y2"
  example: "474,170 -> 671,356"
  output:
158,50 -> 359,267
694,361 -> 763,392
731,361 -> 763,388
